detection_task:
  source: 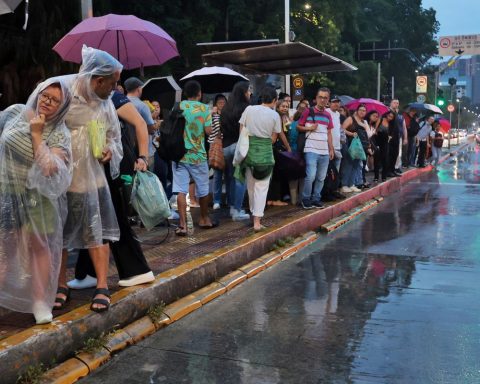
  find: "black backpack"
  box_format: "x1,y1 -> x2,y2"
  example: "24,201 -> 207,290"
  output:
157,104 -> 186,162
321,160 -> 340,201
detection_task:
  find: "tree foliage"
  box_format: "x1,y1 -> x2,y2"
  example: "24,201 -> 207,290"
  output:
0,0 -> 439,109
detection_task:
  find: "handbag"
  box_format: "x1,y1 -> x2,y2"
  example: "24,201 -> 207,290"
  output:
208,136 -> 225,170
233,107 -> 251,166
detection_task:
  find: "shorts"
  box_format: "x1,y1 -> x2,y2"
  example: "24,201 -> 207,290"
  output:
172,161 -> 209,198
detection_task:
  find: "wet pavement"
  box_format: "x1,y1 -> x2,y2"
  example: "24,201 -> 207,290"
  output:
82,146 -> 479,383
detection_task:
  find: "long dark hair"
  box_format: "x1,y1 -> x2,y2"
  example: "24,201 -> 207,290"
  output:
220,81 -> 250,131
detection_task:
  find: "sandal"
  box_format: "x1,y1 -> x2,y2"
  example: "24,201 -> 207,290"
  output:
175,226 -> 187,236
90,288 -> 111,313
53,286 -> 70,310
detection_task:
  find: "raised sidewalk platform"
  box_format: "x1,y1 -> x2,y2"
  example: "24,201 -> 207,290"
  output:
0,141 -> 471,383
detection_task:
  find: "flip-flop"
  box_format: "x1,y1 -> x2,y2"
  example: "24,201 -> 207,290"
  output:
253,225 -> 267,233
53,286 -> 70,310
175,226 -> 187,236
90,288 -> 111,313
198,220 -> 219,229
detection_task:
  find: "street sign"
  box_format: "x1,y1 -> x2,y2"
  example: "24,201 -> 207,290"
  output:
438,34 -> 480,56
292,76 -> 304,100
416,94 -> 426,103
447,104 -> 455,113
293,77 -> 304,89
416,76 -> 427,93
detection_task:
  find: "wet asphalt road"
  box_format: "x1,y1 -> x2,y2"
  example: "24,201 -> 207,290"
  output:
82,146 -> 480,384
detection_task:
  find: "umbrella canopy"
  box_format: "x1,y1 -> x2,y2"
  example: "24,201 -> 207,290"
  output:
435,117 -> 451,134
180,66 -> 248,94
53,14 -> 179,70
408,102 -> 443,115
345,98 -> 389,115
0,0 -> 21,15
338,95 -> 354,106
141,76 -> 182,111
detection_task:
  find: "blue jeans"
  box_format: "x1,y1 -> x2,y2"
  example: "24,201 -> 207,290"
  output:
213,142 -> 246,210
302,152 -> 330,202
342,150 -> 362,187
407,138 -> 417,166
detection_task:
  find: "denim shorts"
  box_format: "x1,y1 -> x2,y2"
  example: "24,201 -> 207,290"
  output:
172,161 -> 209,197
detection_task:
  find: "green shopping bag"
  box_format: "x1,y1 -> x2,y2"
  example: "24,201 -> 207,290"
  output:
348,136 -> 366,161
130,171 -> 170,230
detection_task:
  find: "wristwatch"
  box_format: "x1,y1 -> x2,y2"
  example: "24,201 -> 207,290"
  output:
138,155 -> 148,165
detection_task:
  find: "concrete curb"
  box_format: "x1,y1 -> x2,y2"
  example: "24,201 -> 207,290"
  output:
3,142 -> 472,384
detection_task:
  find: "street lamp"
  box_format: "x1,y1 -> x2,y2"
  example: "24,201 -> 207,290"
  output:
457,98 -> 461,144
304,3 -> 312,9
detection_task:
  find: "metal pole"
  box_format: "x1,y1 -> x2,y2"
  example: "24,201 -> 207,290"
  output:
377,62 -> 381,101
284,0 -> 291,97
458,99 -> 461,145
434,71 -> 439,104
81,0 -> 93,19
391,76 -> 395,99
449,111 -> 452,149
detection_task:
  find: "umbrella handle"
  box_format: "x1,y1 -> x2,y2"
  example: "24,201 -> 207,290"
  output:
22,0 -> 29,30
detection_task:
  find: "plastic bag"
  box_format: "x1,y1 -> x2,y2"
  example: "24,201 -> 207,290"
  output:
232,126 -> 249,166
348,136 -> 366,161
87,119 -> 107,159
130,171 -> 170,230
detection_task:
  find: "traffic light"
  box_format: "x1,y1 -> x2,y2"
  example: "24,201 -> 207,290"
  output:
436,89 -> 445,107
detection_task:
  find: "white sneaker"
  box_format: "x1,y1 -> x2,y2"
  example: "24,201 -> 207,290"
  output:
232,209 -> 250,221
67,274 -> 97,290
168,209 -> 179,220
213,203 -> 221,210
341,186 -> 352,193
118,271 -> 155,287
350,186 -> 361,192
33,302 -> 53,325
230,207 -> 236,217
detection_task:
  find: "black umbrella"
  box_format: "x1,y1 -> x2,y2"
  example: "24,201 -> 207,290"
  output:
141,76 -> 181,112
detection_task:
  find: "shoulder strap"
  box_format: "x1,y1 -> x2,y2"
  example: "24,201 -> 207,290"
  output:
309,107 -> 315,120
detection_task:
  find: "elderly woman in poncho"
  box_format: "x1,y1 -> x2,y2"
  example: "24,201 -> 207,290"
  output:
0,77 -> 72,324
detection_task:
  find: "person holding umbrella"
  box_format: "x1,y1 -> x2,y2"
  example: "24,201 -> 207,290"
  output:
430,121 -> 444,166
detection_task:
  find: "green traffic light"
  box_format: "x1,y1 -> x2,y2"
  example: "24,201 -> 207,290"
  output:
437,98 -> 445,107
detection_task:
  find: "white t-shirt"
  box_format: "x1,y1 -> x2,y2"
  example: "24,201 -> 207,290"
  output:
326,108 -> 341,150
239,105 -> 282,138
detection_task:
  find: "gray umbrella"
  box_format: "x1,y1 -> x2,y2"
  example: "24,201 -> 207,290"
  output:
0,0 -> 22,15
338,95 -> 355,106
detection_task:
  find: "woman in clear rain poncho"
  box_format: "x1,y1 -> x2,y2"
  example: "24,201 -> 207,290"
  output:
55,46 -> 123,313
0,77 -> 72,324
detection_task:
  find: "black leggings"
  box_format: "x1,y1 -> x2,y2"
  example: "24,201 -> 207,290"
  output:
374,142 -> 389,180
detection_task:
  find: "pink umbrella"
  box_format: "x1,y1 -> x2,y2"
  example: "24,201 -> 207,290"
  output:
53,14 -> 179,70
436,117 -> 451,134
345,98 -> 389,115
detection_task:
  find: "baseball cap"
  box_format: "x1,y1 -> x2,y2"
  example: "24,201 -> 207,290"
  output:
124,77 -> 144,92
330,95 -> 340,102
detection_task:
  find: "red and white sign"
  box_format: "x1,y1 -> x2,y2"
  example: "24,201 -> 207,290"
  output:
447,104 -> 455,113
416,76 -> 427,93
438,34 -> 480,56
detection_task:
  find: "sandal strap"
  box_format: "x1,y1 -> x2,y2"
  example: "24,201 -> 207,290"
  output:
56,286 -> 70,296
55,297 -> 66,304
93,288 -> 111,298
91,298 -> 110,307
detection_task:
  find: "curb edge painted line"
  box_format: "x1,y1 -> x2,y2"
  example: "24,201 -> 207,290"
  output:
40,232 -> 318,384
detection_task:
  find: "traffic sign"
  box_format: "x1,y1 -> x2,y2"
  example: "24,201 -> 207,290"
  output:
416,76 -> 427,93
438,34 -> 480,56
447,104 -> 455,113
294,89 -> 303,97
417,94 -> 426,103
293,77 -> 304,89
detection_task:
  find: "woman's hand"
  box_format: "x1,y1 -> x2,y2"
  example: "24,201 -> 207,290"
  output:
134,157 -> 148,172
100,148 -> 112,164
30,114 -> 46,135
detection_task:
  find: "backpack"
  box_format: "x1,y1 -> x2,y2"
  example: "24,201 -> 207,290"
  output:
433,132 -> 444,148
296,107 -> 316,154
321,160 -> 340,201
157,103 -> 186,162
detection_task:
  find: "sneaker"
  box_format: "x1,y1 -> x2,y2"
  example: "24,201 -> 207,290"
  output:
213,203 -> 221,210
340,186 -> 352,193
230,207 -> 236,217
168,209 -> 179,220
67,274 -> 97,290
301,199 -> 314,209
350,186 -> 362,193
118,271 -> 155,287
311,200 -> 324,208
232,209 -> 250,221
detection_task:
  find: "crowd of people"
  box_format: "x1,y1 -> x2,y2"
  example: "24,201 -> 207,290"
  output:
0,46 -> 445,325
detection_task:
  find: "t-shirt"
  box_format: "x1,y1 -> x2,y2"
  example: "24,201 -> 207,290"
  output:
326,108 -> 341,150
298,106 -> 333,155
180,100 -> 211,164
111,91 -> 130,110
128,96 -> 155,156
239,105 -> 282,139
417,122 -> 432,141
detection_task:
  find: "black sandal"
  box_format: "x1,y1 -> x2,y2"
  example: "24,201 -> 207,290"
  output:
90,288 -> 111,313
175,226 -> 187,236
53,286 -> 70,310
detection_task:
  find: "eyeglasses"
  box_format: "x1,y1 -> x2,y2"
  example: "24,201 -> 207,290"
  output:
39,92 -> 61,107
317,96 -> 329,100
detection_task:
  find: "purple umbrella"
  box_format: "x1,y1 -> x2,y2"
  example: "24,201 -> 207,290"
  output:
345,98 -> 389,115
53,14 -> 179,69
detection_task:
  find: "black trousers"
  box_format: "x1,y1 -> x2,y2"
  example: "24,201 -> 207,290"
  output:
74,168 -> 151,280
417,141 -> 428,167
388,138 -> 400,173
374,142 -> 389,180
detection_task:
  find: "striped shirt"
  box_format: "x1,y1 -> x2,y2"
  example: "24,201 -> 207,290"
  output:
298,106 -> 333,155
208,112 -> 221,143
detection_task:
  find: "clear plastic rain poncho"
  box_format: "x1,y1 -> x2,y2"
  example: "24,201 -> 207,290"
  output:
0,77 -> 72,314
61,46 -> 123,249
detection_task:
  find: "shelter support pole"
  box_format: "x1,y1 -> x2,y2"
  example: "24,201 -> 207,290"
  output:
391,76 -> 394,99
285,0 -> 291,96
377,62 -> 381,101
81,0 -> 93,19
